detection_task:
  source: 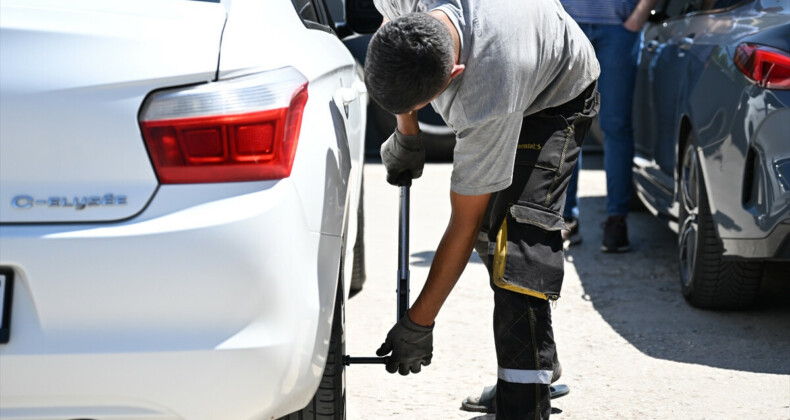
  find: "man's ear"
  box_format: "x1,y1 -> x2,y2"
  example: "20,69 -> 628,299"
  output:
450,64 -> 465,80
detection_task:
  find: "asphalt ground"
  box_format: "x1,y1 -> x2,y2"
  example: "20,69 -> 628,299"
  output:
345,154 -> 790,419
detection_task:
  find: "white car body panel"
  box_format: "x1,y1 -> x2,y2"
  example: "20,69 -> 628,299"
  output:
0,0 -> 227,223
0,0 -> 366,418
218,0 -> 368,236
0,180 -> 341,419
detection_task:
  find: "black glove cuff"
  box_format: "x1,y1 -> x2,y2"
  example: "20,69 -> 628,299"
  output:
400,313 -> 434,333
394,129 -> 423,150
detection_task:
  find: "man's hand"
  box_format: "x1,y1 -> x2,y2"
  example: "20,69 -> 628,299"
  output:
380,129 -> 425,185
624,0 -> 659,32
376,313 -> 434,375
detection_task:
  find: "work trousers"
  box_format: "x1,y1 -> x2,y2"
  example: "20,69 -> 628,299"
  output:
475,82 -> 599,419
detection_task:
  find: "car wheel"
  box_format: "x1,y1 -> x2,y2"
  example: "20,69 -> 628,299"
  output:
677,135 -> 762,309
280,281 -> 346,419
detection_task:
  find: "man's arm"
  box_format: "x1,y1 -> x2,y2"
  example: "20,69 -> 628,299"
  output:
624,0 -> 659,32
408,190 -> 491,326
396,110 -> 420,136
375,189 -> 489,374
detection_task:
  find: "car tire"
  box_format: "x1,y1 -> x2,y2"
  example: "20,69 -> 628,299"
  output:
350,179 -> 366,296
677,134 -> 762,309
280,281 -> 346,419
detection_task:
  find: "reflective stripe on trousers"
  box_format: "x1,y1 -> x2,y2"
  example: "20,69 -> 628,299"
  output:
498,367 -> 553,384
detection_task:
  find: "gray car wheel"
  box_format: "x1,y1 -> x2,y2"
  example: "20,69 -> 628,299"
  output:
678,135 -> 762,309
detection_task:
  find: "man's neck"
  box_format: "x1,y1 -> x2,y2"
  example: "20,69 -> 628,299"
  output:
429,10 -> 461,64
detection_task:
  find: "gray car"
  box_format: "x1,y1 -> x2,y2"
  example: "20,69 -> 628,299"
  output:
632,0 -> 790,308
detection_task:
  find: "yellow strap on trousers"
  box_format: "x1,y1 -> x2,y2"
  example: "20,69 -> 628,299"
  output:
492,217 -> 550,300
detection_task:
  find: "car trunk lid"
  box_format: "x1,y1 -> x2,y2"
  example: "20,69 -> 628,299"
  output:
0,0 -> 226,223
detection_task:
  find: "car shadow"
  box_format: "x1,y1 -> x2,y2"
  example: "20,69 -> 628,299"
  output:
567,157 -> 790,375
438,152 -> 789,379
465,407 -> 563,419
409,155 -> 788,386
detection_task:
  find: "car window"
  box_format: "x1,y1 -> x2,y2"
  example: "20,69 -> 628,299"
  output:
701,0 -> 751,10
325,0 -> 345,25
292,0 -> 320,23
660,0 -> 750,17
291,0 -> 335,32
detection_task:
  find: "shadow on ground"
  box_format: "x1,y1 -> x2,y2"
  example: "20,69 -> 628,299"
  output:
569,193 -> 790,375
415,152 -> 789,378
567,153 -> 790,375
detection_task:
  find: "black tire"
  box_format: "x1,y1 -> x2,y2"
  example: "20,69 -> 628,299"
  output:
280,282 -> 346,419
677,135 -> 762,309
350,180 -> 366,296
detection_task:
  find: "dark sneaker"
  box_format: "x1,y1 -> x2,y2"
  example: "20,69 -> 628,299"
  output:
601,215 -> 631,252
562,217 -> 582,249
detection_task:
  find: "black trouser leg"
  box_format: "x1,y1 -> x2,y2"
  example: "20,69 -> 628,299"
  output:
494,287 -> 555,420
473,83 -> 599,419
475,230 -> 556,420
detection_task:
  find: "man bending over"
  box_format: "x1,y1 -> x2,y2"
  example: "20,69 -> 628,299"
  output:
366,1 -> 600,417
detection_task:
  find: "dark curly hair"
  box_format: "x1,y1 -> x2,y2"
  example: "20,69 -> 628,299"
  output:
365,13 -> 455,115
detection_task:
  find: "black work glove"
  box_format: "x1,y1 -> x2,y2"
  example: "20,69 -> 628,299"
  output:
376,314 -> 434,375
380,129 -> 425,185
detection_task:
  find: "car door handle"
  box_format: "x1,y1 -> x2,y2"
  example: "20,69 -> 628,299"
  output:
335,87 -> 359,106
678,37 -> 694,57
335,81 -> 367,105
645,39 -> 660,53
334,82 -> 367,117
352,80 -> 367,98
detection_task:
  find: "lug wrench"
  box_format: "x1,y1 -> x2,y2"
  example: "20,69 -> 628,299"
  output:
343,178 -> 411,366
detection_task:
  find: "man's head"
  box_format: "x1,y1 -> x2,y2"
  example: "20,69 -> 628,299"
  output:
365,13 -> 459,115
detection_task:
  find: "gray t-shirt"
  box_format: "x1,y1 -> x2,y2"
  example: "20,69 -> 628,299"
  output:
373,0 -> 600,195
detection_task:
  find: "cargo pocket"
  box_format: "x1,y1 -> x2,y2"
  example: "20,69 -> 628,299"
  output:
492,202 -> 565,300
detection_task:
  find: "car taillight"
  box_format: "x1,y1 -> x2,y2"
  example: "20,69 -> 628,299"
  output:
734,43 -> 790,90
139,67 -> 308,184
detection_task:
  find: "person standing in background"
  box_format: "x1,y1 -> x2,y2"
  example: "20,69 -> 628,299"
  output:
561,0 -> 657,252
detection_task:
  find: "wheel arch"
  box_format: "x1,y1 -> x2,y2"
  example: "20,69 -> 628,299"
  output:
675,115 -> 694,204
676,118 -> 726,244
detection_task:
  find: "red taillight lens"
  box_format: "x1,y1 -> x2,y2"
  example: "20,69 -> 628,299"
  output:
734,43 -> 790,90
139,68 -> 308,183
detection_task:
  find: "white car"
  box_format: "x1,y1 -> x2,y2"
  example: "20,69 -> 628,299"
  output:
0,0 -> 367,418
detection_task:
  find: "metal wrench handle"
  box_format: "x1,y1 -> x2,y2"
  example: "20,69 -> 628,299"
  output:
397,184 -> 410,321
342,180 -> 411,366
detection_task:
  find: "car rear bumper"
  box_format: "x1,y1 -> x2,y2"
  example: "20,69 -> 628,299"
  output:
703,104 -> 790,260
0,180 -> 340,419
721,221 -> 790,260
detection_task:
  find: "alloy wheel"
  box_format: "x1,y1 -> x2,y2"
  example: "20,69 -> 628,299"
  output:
678,144 -> 699,288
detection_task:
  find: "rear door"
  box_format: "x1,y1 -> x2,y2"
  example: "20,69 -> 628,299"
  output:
634,0 -> 696,188
0,0 -> 226,223
634,0 -> 752,186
